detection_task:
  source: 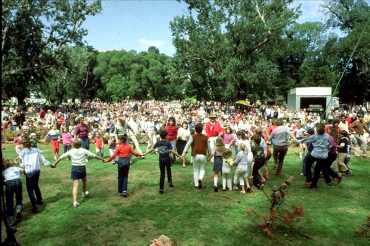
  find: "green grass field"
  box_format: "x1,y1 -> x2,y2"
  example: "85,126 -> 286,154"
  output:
1,143 -> 370,246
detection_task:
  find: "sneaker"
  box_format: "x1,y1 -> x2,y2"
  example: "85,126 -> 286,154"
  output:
31,207 -> 38,213
214,186 -> 218,192
246,187 -> 251,193
273,166 -> 278,170
169,183 -> 174,188
275,173 -> 281,177
82,191 -> 89,198
123,191 -> 128,197
258,184 -> 264,190
300,173 -> 304,176
240,191 -> 246,194
233,186 -> 239,191
73,202 -> 80,208
16,208 -> 22,219
345,170 -> 352,175
118,192 -> 123,196
112,162 -> 116,165
159,190 -> 164,194
222,188 -> 226,191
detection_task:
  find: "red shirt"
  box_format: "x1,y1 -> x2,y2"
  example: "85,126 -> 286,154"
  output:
166,125 -> 178,141
94,137 -> 103,148
39,109 -> 45,118
268,125 -> 277,135
205,121 -> 223,138
107,143 -> 141,161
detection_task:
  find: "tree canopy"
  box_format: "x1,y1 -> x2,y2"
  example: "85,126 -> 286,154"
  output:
1,0 -> 102,102
2,0 -> 369,105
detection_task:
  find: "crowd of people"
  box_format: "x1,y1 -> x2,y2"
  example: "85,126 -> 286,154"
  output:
2,100 -> 370,226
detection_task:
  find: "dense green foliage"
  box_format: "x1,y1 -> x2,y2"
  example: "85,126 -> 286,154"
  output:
93,47 -> 184,101
1,0 -> 102,102
2,0 -> 369,104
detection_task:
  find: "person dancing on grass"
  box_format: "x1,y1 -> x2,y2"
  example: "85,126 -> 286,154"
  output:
251,135 -> 266,190
231,143 -> 252,194
144,130 -> 183,194
2,158 -> 24,226
103,135 -> 143,197
298,123 -> 330,190
52,138 -> 105,207
221,148 -> 233,191
207,137 -> 225,192
19,139 -> 52,213
181,123 -> 211,190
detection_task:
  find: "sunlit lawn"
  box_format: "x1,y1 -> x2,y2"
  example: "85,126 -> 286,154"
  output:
1,142 -> 370,246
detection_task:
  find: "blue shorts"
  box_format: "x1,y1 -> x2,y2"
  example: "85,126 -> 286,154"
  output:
71,166 -> 86,180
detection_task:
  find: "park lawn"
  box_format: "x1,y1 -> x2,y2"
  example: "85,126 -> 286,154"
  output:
1,143 -> 370,246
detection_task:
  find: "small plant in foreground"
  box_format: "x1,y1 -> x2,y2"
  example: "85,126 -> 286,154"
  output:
247,175 -> 307,239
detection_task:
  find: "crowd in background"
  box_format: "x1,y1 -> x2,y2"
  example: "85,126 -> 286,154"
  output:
1,100 -> 369,137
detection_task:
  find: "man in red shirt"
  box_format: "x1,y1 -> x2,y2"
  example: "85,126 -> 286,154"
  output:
205,113 -> 224,152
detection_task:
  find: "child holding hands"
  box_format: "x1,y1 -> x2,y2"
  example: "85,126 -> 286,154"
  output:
221,148 -> 233,191
52,138 -> 105,208
251,135 -> 266,189
144,130 -> 183,194
207,137 -> 225,192
231,143 -> 252,194
104,135 -> 143,197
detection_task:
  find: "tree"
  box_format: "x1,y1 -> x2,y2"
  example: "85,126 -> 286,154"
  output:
320,0 -> 370,102
2,0 -> 102,103
40,46 -> 100,103
93,47 -> 179,101
169,0 -> 300,101
275,22 -> 338,91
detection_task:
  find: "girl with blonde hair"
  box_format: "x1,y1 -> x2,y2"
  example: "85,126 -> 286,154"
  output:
207,137 -> 225,192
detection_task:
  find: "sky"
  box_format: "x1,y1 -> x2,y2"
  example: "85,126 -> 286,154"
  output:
81,0 -> 336,56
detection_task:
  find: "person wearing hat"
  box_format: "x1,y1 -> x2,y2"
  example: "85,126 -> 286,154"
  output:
205,113 -> 224,157
349,113 -> 370,158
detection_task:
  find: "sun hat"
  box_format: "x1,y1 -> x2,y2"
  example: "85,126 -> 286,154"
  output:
209,113 -> 217,118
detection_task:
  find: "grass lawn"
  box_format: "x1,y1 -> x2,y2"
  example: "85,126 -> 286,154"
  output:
1,142 -> 370,246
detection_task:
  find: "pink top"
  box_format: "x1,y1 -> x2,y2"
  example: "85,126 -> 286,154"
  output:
14,136 -> 22,145
61,132 -> 73,146
223,133 -> 234,145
